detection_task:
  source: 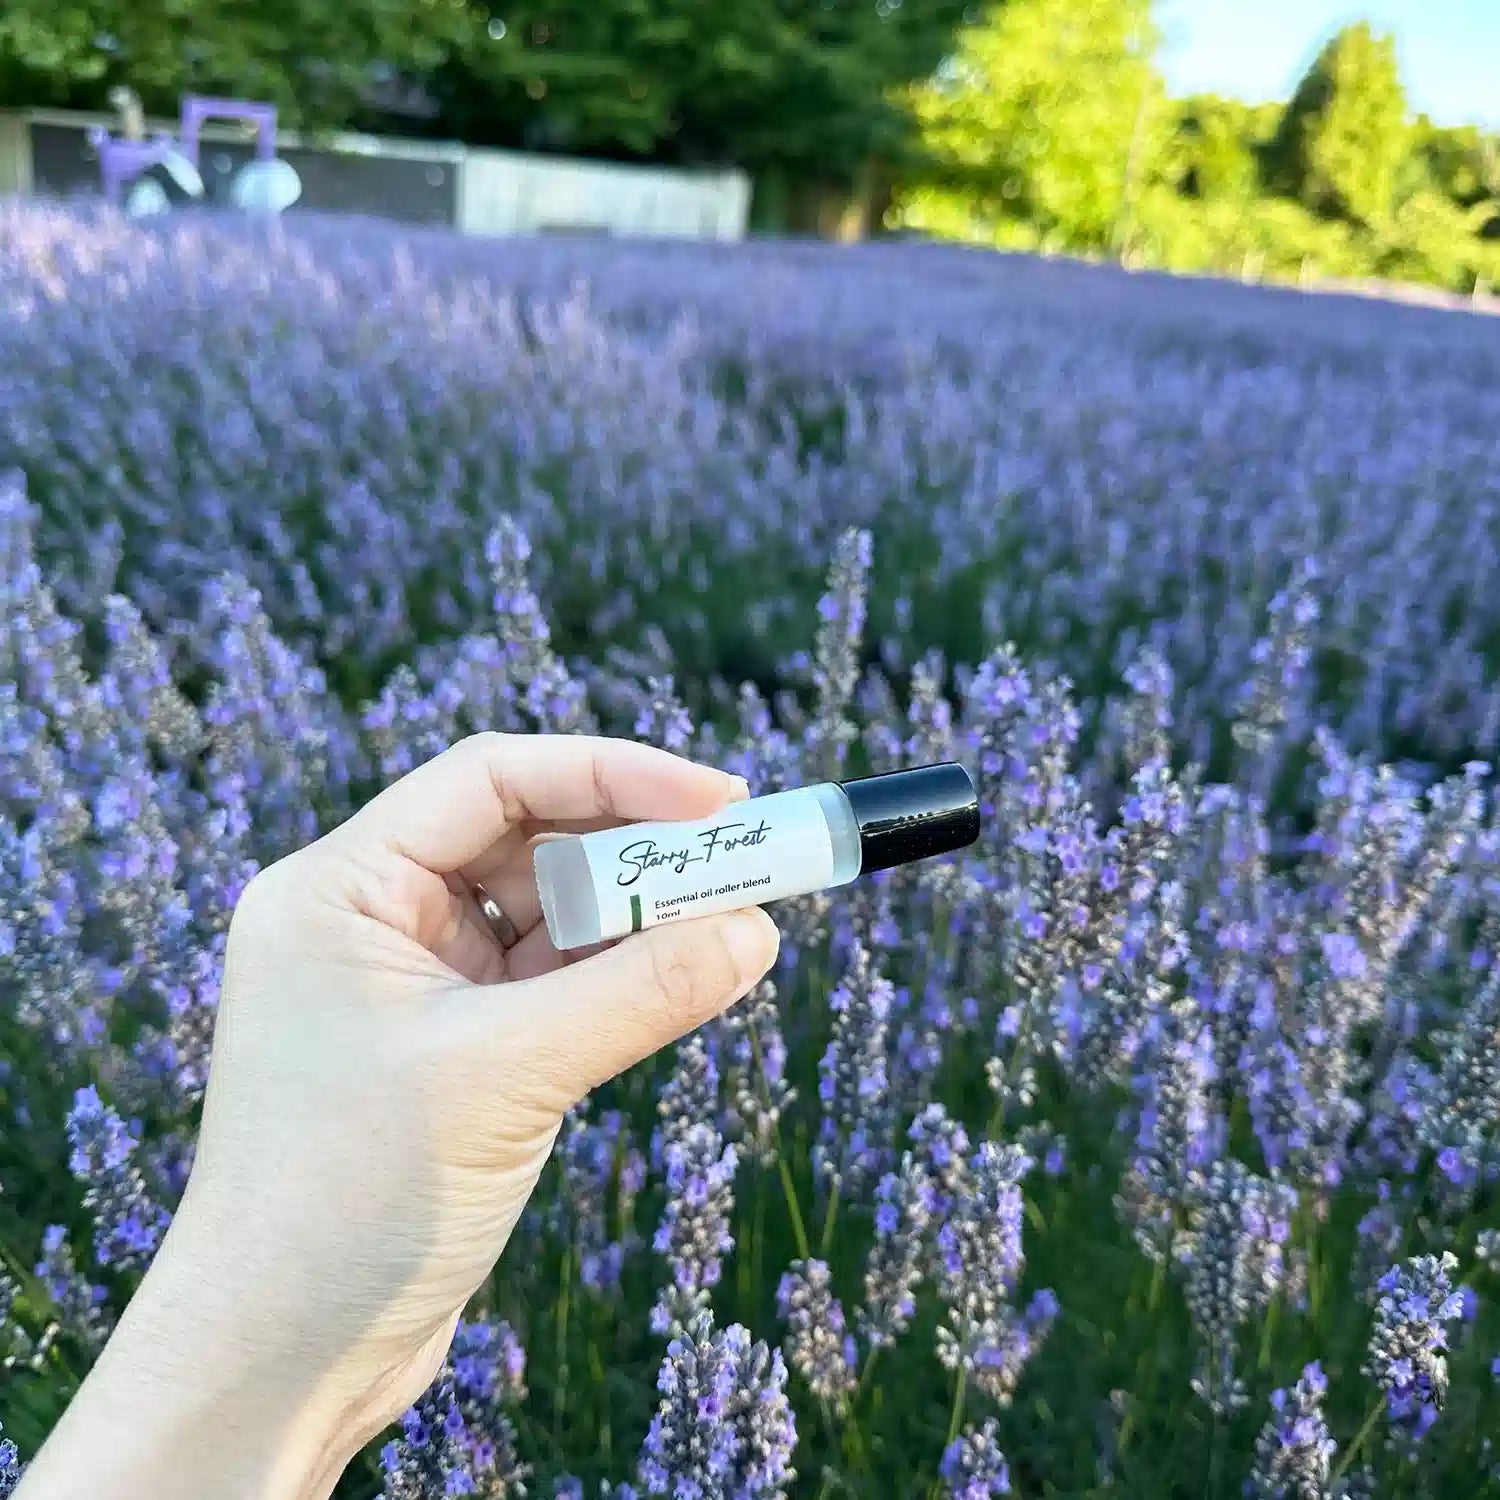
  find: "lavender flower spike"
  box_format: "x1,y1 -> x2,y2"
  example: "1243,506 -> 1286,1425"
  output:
640,1312 -> 796,1500
860,1152 -> 934,1350
382,1318 -> 529,1498
806,526 -> 873,780
815,936 -> 895,1196
776,1259 -> 857,1409
0,1420 -> 23,1497
940,1420 -> 1011,1498
1247,1362 -> 1338,1500
1365,1252 -> 1466,1443
65,1086 -> 171,1274
935,1142 -> 1053,1407
651,1122 -> 737,1337
35,1224 -> 112,1354
1179,1159 -> 1296,1414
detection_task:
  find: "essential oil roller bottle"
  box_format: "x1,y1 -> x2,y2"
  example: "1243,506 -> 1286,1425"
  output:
535,761 -> 980,950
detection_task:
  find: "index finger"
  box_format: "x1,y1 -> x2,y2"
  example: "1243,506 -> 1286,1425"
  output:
334,732 -> 749,875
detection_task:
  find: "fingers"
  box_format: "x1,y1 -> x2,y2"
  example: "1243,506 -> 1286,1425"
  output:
458,827 -> 614,943
333,733 -> 749,876
498,909 -> 780,1099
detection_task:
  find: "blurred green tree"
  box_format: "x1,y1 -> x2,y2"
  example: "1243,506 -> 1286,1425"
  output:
897,0 -> 1162,252
1268,21 -> 1410,226
0,0 -> 458,127
1377,187 -> 1498,289
1157,94 -> 1274,203
435,0 -> 979,230
1,0 -> 982,228
1410,116 -> 1500,210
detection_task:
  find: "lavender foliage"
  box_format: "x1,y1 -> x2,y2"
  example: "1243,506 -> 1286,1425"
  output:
1,207 -> 1499,1496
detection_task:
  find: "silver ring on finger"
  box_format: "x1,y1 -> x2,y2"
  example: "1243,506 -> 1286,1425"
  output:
473,884 -> 522,951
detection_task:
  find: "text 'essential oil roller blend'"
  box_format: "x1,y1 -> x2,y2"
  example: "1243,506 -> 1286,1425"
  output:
534,761 -> 981,949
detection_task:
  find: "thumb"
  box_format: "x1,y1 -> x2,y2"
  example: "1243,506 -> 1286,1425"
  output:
512,908 -> 780,1100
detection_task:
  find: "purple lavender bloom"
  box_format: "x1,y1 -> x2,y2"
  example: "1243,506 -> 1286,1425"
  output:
198,573 -> 353,862
905,648 -> 958,767
1115,647 -> 1175,772
651,1123 -> 737,1337
554,1106 -> 644,1295
1232,570 -> 1320,780
1117,979 -> 1218,1262
485,518 -> 593,734
0,1275 -> 37,1372
0,1420 -> 23,1496
1365,1252 -> 1466,1443
100,595 -> 203,763
381,1371 -> 480,1499
776,1259 -> 857,1409
35,1224 -> 112,1354
640,1313 -> 796,1500
1247,1362 -> 1338,1500
908,1104 -> 972,1219
934,1143 -> 1050,1407
383,1321 -> 529,1498
715,978 -> 795,1168
449,1318 -> 527,1408
815,937 -> 895,1195
0,817 -> 104,1055
1421,966 -> 1500,1207
1178,1159 -> 1297,1414
631,675 -> 695,754
655,1033 -> 722,1168
805,528 -> 872,780
649,1034 -> 736,1335
860,1153 -> 935,1350
940,1419 -> 1011,1498
64,1086 -> 170,1273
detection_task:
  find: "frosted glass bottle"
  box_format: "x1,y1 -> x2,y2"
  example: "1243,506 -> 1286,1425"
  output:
534,762 -> 979,950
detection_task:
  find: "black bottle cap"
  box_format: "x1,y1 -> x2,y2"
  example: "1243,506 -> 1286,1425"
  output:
839,762 -> 981,876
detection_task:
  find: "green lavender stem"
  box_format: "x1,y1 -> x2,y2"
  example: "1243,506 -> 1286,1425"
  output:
1330,1396 -> 1386,1486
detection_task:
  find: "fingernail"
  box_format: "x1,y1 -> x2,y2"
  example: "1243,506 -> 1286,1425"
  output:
723,908 -> 779,978
725,773 -> 751,801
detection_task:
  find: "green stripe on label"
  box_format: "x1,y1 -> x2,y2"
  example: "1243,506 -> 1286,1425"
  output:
630,893 -> 643,933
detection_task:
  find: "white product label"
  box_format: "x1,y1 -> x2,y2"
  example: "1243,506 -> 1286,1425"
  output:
582,788 -> 836,941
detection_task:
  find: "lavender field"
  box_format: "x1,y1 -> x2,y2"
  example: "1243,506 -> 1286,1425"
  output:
2,201 -> 1500,1498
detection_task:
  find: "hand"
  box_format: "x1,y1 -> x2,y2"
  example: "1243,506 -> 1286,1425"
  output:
19,734 -> 780,1500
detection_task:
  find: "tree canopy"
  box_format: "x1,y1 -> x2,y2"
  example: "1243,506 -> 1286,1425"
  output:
0,0 -> 459,126
902,0 -> 1161,251
440,0 -> 976,181
0,0 -> 978,187
895,8 -> 1499,296
1269,21 -> 1409,225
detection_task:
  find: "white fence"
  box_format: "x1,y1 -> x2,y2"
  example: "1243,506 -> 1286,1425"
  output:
459,148 -> 747,240
0,115 -> 32,197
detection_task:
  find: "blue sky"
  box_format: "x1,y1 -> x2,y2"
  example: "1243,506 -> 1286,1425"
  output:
1158,1 -> 1500,127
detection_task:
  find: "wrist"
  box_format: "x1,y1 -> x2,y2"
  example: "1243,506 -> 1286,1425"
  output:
20,1203 -> 374,1500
